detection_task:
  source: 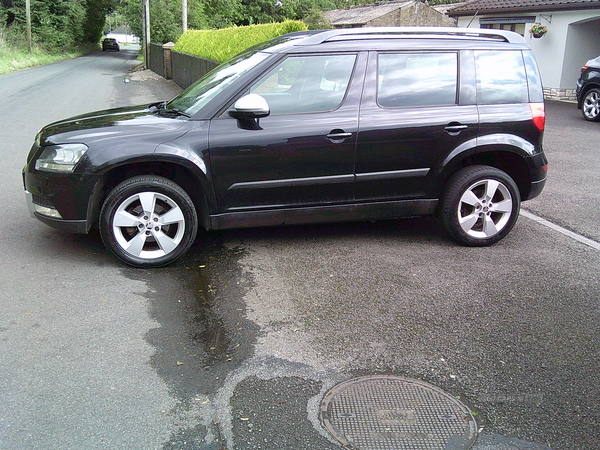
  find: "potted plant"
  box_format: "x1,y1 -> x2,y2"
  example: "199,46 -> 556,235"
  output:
529,22 -> 548,38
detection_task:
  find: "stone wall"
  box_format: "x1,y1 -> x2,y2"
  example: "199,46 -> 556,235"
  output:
544,88 -> 577,102
367,3 -> 455,27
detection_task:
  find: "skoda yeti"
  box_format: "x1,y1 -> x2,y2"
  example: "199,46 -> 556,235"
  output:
23,28 -> 548,267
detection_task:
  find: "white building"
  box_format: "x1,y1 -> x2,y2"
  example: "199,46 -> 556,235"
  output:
106,25 -> 139,45
448,0 -> 600,101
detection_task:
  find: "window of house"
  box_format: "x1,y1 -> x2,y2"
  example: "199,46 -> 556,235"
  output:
479,17 -> 536,37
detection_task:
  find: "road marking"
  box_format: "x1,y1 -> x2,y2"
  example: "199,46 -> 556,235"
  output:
521,209 -> 600,251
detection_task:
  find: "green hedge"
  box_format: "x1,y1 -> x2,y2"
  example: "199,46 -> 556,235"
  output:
173,21 -> 308,63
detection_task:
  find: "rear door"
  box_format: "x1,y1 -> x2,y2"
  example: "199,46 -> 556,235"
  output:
355,50 -> 479,201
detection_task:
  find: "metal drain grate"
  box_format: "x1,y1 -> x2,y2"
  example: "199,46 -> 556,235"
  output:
320,376 -> 477,450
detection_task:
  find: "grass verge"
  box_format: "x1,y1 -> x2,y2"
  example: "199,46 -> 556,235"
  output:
0,44 -> 98,76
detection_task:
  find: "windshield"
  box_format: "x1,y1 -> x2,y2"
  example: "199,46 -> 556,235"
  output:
167,51 -> 270,117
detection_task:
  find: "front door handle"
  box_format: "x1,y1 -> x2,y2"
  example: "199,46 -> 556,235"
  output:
444,124 -> 468,135
327,130 -> 353,143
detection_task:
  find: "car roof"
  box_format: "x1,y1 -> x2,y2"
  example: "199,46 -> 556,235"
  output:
261,27 -> 530,54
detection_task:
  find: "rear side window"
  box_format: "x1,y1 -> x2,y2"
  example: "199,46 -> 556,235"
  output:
475,50 -> 528,104
377,52 -> 458,107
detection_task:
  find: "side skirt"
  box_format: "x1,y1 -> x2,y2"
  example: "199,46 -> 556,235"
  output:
209,199 -> 438,230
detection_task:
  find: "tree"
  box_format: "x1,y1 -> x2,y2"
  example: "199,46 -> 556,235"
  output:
84,0 -> 121,43
2,0 -> 119,50
120,0 -> 209,43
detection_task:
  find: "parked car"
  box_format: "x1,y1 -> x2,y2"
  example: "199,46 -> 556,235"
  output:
576,55 -> 600,121
102,38 -> 120,52
23,28 -> 548,267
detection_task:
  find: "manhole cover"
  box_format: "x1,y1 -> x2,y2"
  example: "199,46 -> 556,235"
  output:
320,376 -> 477,450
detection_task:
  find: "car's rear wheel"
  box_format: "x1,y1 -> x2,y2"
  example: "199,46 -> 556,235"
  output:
582,88 -> 600,121
439,165 -> 520,246
100,176 -> 198,268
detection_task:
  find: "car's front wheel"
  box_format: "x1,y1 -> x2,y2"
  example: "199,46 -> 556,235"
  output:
439,165 -> 521,246
582,88 -> 600,121
100,176 -> 198,268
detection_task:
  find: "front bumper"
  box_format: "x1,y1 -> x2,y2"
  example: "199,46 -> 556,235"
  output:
25,190 -> 88,233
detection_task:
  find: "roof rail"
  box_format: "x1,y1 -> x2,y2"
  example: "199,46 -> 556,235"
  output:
296,27 -> 527,46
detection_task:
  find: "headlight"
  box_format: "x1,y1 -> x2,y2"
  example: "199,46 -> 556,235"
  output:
35,143 -> 88,173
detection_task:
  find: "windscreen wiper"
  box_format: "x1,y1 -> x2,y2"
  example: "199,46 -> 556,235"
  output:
164,107 -> 191,117
149,101 -> 191,117
148,101 -> 167,113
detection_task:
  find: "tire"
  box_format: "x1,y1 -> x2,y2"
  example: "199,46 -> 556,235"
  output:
100,176 -> 198,268
439,165 -> 521,246
581,88 -> 600,122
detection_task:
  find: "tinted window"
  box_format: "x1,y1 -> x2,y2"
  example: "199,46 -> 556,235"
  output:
250,54 -> 356,115
523,50 -> 544,103
475,50 -> 528,104
377,53 -> 457,107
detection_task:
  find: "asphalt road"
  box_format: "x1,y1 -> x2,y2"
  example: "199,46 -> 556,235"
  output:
1,48 -> 598,450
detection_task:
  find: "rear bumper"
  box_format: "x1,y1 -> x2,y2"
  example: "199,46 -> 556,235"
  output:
523,152 -> 548,201
527,177 -> 547,201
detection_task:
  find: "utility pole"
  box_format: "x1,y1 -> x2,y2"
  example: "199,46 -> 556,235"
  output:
25,0 -> 32,52
142,0 -> 150,68
182,0 -> 188,33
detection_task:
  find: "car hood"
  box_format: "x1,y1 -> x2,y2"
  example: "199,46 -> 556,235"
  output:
37,104 -> 189,147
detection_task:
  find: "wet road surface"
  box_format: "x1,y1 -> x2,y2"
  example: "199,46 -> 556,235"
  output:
1,45 -> 598,450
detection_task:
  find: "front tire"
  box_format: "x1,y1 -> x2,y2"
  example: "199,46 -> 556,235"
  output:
582,88 -> 600,121
100,176 -> 198,268
439,166 -> 520,246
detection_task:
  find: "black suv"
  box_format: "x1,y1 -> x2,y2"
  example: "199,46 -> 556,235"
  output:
576,55 -> 600,121
23,28 -> 548,267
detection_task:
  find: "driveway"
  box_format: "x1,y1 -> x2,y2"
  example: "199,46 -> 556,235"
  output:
0,47 -> 597,450
139,100 -> 599,450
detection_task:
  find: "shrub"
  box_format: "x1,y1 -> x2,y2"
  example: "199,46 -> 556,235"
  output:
173,21 -> 308,63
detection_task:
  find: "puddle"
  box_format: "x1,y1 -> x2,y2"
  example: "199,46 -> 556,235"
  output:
121,233 -> 258,448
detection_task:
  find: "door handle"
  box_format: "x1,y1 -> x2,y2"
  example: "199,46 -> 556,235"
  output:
326,131 -> 353,142
444,124 -> 468,135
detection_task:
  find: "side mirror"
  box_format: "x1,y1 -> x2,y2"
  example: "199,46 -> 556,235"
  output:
230,93 -> 270,119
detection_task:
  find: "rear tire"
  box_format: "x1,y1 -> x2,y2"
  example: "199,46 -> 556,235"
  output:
439,165 -> 520,246
100,176 -> 198,268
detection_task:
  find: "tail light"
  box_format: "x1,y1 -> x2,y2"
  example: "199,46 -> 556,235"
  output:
581,64 -> 588,72
530,103 -> 545,132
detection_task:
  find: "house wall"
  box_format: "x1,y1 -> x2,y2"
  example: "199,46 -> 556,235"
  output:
365,3 -> 454,27
457,10 -> 600,100
106,32 -> 140,44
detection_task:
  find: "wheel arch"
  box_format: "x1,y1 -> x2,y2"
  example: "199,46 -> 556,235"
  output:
578,82 -> 600,109
437,138 -> 536,202
88,158 -> 213,232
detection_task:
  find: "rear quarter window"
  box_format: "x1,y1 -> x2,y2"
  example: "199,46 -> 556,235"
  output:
475,50 -> 529,104
523,50 -> 544,103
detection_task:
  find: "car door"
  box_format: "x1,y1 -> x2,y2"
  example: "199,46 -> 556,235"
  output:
355,50 -> 479,201
209,52 -> 365,212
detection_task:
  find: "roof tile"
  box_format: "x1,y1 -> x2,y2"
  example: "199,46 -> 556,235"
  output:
449,0 -> 600,15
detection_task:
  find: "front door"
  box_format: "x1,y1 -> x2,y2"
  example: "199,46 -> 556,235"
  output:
209,53 -> 365,212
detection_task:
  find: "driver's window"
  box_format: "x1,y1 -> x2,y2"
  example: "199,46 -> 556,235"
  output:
250,54 -> 356,115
